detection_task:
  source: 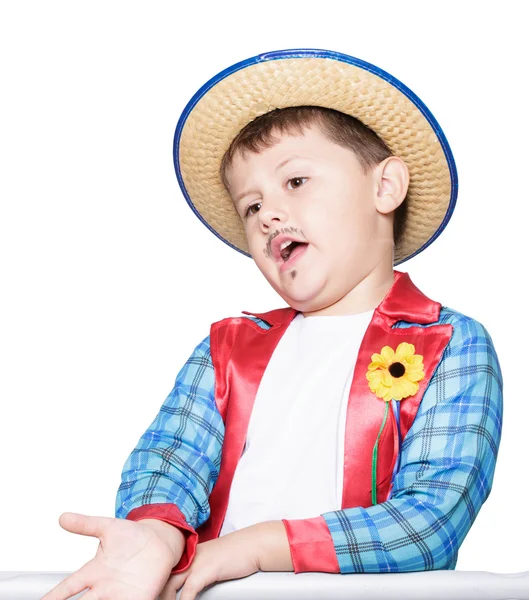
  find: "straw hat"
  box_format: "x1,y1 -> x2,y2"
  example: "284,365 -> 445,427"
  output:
173,49 -> 457,265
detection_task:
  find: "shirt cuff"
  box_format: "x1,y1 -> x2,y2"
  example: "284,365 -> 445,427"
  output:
125,503 -> 198,573
281,515 -> 340,573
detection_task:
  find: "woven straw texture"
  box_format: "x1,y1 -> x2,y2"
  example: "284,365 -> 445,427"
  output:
178,57 -> 452,264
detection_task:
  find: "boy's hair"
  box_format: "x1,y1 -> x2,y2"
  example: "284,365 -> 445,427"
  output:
220,106 -> 408,247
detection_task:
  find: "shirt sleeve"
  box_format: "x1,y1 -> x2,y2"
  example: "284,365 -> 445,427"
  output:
114,334 -> 224,573
282,313 -> 503,573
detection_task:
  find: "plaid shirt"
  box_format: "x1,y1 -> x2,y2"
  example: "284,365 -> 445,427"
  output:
115,305 -> 503,573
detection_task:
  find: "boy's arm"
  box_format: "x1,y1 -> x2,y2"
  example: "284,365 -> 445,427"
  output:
278,314 -> 503,574
115,335 -> 224,574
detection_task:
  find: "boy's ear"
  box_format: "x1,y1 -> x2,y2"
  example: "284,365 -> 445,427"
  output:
373,156 -> 409,214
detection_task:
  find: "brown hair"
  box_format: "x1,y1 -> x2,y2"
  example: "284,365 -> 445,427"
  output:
220,106 -> 408,247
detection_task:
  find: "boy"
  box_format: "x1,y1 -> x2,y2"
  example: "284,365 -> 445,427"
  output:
42,49 -> 503,600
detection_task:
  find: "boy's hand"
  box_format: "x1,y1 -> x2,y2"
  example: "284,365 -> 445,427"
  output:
159,525 -> 262,600
41,512 -> 181,600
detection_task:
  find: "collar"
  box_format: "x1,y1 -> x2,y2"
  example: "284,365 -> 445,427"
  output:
242,270 -> 441,329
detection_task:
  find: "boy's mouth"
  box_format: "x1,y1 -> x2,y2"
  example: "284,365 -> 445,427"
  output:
278,241 -> 309,271
280,240 -> 305,261
270,233 -> 308,264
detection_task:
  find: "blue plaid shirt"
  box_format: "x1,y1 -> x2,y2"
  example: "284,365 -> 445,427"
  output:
116,306 -> 503,573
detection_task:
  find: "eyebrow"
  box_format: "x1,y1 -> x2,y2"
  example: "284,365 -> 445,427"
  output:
234,188 -> 258,205
275,155 -> 305,173
233,156 -> 308,205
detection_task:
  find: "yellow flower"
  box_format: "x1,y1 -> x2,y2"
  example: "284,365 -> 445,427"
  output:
366,342 -> 425,402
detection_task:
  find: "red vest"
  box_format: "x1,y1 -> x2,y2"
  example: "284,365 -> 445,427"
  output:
196,270 -> 453,543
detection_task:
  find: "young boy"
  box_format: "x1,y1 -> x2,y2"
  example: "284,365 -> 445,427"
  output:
42,49 -> 503,600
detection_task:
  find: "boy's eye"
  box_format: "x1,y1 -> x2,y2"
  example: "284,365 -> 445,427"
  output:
244,202 -> 262,217
287,177 -> 308,190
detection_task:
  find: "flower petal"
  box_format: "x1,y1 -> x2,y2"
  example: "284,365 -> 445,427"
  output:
370,380 -> 389,399
366,370 -> 383,386
406,360 -> 424,372
395,378 -> 419,399
395,342 -> 415,362
388,381 -> 400,400
380,346 -> 395,364
368,359 -> 386,370
389,378 -> 403,400
381,369 -> 393,387
407,370 -> 425,382
382,393 -> 392,402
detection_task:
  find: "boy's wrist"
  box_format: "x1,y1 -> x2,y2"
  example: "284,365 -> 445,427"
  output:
252,520 -> 294,572
136,518 -> 186,564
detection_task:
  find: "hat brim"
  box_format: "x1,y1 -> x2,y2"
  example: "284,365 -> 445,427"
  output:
174,48 -> 458,265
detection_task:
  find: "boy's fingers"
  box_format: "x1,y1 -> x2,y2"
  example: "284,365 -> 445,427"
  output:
179,576 -> 207,600
159,573 -> 188,600
67,591 -> 97,600
58,512 -> 112,539
40,569 -> 89,600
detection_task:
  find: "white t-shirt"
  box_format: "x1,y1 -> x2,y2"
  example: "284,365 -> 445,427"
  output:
219,308 -> 375,536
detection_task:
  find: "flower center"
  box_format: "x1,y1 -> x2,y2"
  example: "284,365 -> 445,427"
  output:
388,362 -> 406,378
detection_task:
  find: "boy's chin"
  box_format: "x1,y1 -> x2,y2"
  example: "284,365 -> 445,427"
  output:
275,277 -> 329,312
260,261 -> 332,309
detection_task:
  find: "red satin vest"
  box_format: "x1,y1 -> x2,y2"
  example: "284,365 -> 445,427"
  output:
196,270 -> 454,543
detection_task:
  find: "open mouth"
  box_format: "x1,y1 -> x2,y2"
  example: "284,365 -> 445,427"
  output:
280,241 -> 308,262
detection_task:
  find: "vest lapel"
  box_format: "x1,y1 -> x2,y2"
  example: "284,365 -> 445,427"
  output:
343,270 -> 453,507
197,307 -> 297,542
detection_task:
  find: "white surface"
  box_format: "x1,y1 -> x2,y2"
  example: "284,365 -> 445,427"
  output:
0,0 -> 527,576
220,309 -> 374,536
1,571 -> 528,600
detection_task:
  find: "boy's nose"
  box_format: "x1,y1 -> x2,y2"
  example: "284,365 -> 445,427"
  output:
258,201 -> 290,231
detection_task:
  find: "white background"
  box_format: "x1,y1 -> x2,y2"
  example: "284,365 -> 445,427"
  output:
0,0 -> 527,576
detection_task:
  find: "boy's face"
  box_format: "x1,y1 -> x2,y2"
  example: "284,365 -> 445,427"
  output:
226,125 -> 398,314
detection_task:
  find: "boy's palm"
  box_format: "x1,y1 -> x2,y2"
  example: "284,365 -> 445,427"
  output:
41,512 -> 176,600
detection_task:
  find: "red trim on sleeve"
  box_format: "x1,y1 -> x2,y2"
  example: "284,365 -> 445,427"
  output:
282,516 -> 340,573
126,503 -> 198,573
